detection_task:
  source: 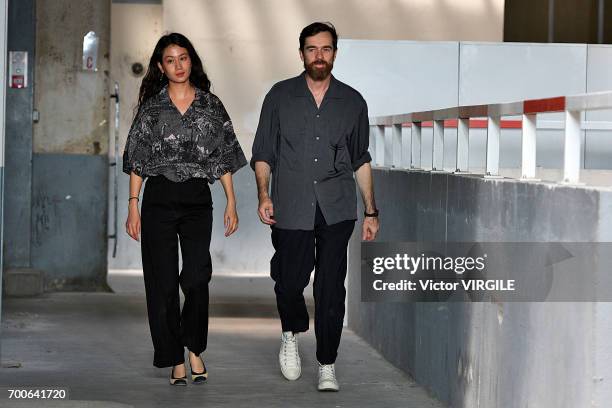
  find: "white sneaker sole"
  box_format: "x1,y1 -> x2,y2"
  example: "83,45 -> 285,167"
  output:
317,380 -> 340,392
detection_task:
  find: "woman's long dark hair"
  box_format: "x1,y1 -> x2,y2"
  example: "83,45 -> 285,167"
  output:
136,33 -> 211,114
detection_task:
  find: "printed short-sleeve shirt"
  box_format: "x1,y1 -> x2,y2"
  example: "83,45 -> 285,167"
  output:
123,85 -> 247,183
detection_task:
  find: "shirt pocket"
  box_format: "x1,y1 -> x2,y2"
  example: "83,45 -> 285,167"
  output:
327,119 -> 351,174
326,117 -> 349,148
279,115 -> 307,149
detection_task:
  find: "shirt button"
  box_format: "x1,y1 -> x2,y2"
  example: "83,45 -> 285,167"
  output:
316,114 -> 320,118
313,180 -> 317,184
316,137 -> 320,140
311,202 -> 315,206
314,158 -> 318,162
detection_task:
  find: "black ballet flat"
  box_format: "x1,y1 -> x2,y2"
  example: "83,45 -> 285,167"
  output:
169,366 -> 188,386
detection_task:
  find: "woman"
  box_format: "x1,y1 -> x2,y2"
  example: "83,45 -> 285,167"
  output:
122,33 -> 247,386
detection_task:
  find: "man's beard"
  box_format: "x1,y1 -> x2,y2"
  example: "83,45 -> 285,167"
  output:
305,60 -> 333,81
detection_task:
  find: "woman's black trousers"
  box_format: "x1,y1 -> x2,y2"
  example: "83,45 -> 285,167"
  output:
140,175 -> 213,368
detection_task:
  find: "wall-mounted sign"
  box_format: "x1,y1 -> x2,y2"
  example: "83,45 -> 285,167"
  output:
9,51 -> 28,88
82,31 -> 99,72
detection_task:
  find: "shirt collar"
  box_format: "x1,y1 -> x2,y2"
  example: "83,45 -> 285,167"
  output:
291,71 -> 343,99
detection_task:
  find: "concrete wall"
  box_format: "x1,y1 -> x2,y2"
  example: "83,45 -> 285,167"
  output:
26,0 -> 111,290
347,169 -> 612,407
34,0 -> 111,155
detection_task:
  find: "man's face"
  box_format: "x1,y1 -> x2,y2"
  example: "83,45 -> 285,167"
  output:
300,31 -> 336,81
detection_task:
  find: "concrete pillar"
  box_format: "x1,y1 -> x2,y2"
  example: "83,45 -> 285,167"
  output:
4,0 -> 35,269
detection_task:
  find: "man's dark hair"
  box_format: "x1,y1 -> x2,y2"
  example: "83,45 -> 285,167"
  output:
299,22 -> 338,51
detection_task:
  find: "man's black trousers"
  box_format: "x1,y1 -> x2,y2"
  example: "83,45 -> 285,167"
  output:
271,204 -> 355,365
140,175 -> 213,368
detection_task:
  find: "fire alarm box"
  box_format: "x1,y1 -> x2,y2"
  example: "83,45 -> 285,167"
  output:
9,51 -> 28,88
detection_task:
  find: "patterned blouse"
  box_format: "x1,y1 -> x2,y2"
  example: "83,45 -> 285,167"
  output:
122,85 -> 247,183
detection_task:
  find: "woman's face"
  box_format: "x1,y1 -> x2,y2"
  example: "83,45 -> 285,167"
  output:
157,44 -> 192,84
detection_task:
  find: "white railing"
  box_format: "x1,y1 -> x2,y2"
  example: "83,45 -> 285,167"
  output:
369,91 -> 612,184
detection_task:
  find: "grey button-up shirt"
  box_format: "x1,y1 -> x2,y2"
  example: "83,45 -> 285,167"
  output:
251,72 -> 371,230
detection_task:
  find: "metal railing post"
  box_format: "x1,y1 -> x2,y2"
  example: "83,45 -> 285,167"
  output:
432,119 -> 444,171
392,124 -> 402,168
375,125 -> 385,166
384,125 -> 393,167
562,110 -> 582,184
485,116 -> 501,177
401,124 -> 410,169
368,125 -> 376,166
411,122 -> 422,169
456,118 -> 469,172
521,113 -> 538,180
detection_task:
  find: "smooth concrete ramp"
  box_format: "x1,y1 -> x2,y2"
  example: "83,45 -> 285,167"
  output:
0,292 -> 443,408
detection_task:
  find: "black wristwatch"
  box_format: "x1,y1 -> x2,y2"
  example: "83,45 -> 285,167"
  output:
364,209 -> 379,218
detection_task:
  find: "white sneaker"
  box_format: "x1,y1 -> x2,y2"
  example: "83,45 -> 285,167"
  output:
317,362 -> 339,391
279,331 -> 301,380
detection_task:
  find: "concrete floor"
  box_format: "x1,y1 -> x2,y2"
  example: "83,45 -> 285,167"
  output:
0,274 -> 444,408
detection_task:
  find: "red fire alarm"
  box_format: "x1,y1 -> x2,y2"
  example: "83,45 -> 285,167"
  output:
9,51 -> 28,89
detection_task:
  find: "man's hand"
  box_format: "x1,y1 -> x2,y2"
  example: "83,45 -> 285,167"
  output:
362,216 -> 379,241
257,196 -> 276,225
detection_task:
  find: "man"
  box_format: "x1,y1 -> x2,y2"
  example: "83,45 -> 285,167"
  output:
251,22 -> 379,392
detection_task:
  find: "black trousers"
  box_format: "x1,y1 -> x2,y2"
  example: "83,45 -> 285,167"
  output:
271,204 -> 355,365
141,175 -> 213,368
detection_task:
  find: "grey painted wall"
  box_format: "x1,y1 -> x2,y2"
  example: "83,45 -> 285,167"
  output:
4,0 -> 35,268
31,154 -> 109,291
347,168 -> 612,407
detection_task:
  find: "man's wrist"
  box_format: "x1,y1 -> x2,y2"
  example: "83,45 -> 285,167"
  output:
364,203 -> 377,214
364,208 -> 379,218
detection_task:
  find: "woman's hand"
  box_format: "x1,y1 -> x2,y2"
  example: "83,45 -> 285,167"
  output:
224,202 -> 239,237
126,201 -> 141,241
